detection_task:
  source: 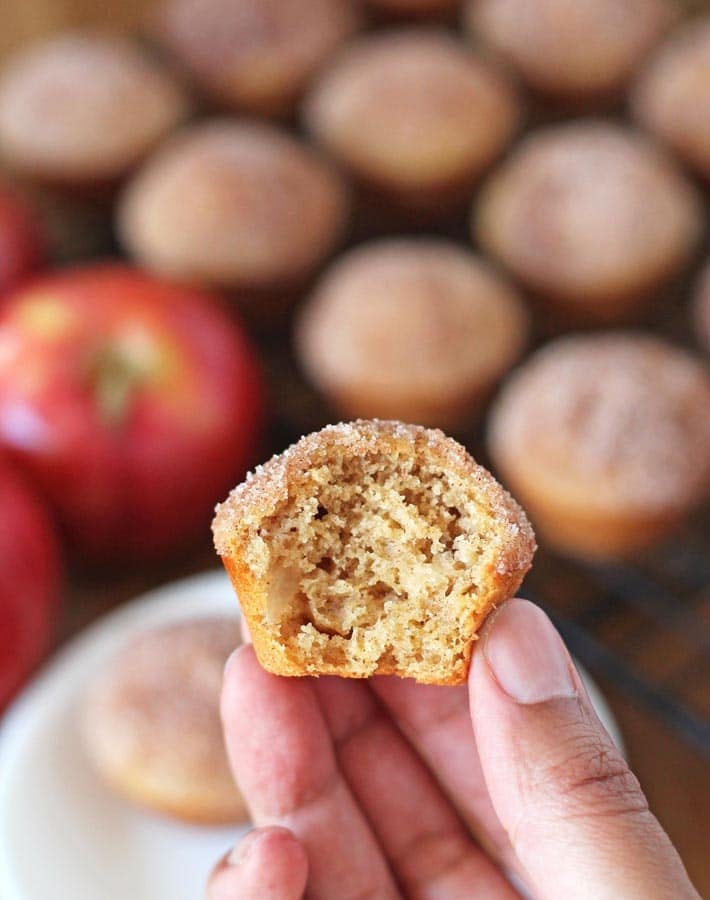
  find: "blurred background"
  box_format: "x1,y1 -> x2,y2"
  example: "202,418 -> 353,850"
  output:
0,0 -> 707,897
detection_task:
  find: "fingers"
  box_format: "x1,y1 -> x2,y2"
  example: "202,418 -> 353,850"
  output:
206,827 -> 307,900
314,677 -> 518,900
369,675 -> 519,876
220,645 -> 401,900
470,599 -> 700,900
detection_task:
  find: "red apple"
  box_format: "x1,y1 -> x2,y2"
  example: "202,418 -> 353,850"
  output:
0,184 -> 46,296
0,461 -> 62,709
0,265 -> 264,561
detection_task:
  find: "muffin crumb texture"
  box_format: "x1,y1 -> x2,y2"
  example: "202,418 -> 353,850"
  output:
213,420 -> 535,684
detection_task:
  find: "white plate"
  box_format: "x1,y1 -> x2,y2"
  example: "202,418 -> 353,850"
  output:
0,571 -> 623,900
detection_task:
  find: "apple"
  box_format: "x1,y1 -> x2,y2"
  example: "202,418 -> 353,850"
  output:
0,265 -> 264,561
0,184 -> 46,296
0,462 -> 62,709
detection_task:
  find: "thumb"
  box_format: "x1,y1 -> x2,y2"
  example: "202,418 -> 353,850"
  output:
469,599 -> 699,900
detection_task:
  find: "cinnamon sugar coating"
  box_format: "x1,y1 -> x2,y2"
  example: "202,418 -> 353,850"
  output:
83,617 -> 246,824
152,0 -> 357,115
466,0 -> 674,102
489,334 -> 710,514
304,30 -> 519,204
631,16 -> 710,179
0,32 -> 188,185
295,239 -> 528,428
474,122 -> 702,320
118,119 -> 348,290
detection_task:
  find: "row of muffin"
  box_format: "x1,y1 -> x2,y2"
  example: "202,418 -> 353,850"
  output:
0,14 -> 707,319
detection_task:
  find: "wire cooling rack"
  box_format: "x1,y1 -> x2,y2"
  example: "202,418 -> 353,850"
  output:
516,515 -> 710,757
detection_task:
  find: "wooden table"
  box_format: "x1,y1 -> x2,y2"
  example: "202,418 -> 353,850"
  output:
59,542 -> 710,898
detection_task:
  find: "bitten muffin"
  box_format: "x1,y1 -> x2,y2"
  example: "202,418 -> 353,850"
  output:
694,261 -> 710,354
83,616 -> 247,825
0,32 -> 188,188
466,0 -> 674,104
212,420 -> 535,685
474,122 -> 702,324
152,0 -> 357,116
304,30 -> 519,212
295,239 -> 528,428
118,120 -> 348,292
631,16 -> 710,180
487,334 -> 710,561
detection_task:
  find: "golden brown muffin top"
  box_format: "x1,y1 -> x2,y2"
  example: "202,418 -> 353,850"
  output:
84,617 -> 239,778
118,119 -> 348,288
475,121 -> 701,303
467,0 -> 674,99
296,238 -> 528,402
304,29 -> 519,189
213,419 -> 535,580
489,334 -> 710,511
631,15 -> 710,178
153,0 -> 358,114
0,31 -> 188,182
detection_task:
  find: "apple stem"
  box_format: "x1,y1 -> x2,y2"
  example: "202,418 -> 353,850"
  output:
91,345 -> 144,427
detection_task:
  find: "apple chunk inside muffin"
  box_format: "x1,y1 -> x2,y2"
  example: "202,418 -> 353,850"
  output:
213,420 -> 535,684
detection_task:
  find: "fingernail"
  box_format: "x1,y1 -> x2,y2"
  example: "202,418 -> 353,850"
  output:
228,828 -> 261,866
482,600 -> 577,704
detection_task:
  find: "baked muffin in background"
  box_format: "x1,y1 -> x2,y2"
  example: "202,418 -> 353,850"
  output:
117,119 -> 348,295
466,0 -> 675,106
151,0 -> 358,116
295,238 -> 528,429
474,121 -> 702,325
487,334 -> 710,561
694,261 -> 710,354
304,29 -> 520,215
631,15 -> 710,180
82,616 -> 247,825
0,31 -> 189,189
213,419 -> 535,685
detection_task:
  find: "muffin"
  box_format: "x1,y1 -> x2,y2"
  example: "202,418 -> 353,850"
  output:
304,30 -> 520,213
152,0 -> 357,116
295,239 -> 528,428
474,122 -> 702,324
82,617 -> 247,825
466,0 -> 674,105
694,261 -> 710,354
118,119 -> 348,293
0,32 -> 188,188
631,16 -> 710,180
487,334 -> 710,561
212,419 -> 536,685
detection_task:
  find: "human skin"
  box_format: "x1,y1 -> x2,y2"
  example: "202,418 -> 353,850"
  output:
208,599 -> 699,899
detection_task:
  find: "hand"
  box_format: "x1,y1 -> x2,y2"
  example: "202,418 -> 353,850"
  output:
207,599 -> 699,899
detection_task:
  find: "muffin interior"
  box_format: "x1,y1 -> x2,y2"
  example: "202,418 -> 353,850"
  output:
257,448 -> 502,680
